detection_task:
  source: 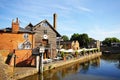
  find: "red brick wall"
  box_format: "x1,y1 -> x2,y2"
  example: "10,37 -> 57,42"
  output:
0,33 -> 34,52
0,33 -> 35,67
15,50 -> 34,66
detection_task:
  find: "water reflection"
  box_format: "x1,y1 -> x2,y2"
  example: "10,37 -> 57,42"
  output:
21,54 -> 120,80
80,58 -> 100,74
102,53 -> 120,70
21,57 -> 101,80
117,60 -> 120,69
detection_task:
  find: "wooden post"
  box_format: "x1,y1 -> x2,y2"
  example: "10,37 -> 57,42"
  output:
39,46 -> 45,74
36,56 -> 39,72
40,52 -> 43,73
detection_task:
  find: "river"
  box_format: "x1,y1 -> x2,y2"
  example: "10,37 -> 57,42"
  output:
20,53 -> 120,80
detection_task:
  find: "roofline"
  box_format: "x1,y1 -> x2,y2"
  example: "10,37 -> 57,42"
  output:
34,20 -> 61,37
0,30 -> 35,34
45,20 -> 61,37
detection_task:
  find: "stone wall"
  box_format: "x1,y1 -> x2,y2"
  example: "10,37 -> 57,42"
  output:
0,50 -> 9,62
43,52 -> 102,71
0,54 -> 14,80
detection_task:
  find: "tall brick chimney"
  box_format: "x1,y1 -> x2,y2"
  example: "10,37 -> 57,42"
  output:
12,18 -> 19,33
53,13 -> 57,30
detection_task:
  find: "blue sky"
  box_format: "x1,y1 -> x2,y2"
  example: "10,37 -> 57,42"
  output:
0,0 -> 120,41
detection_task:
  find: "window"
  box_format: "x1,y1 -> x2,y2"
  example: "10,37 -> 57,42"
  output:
24,44 -> 31,49
44,30 -> 47,34
18,43 -> 23,49
23,33 -> 29,39
44,23 -> 48,27
18,41 -> 32,50
23,42 -> 31,49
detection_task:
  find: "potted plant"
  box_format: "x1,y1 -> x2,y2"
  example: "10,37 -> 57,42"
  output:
61,51 -> 66,61
75,50 -> 78,58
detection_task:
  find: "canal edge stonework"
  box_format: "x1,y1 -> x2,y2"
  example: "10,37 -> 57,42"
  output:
43,52 -> 102,71
0,52 -> 101,80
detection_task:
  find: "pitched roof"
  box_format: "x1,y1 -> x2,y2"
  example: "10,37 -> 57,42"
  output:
28,23 -> 34,27
0,27 -> 34,34
27,20 -> 61,37
25,23 -> 34,31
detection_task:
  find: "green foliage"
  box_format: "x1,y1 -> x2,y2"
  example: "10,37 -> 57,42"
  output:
43,67 -> 46,71
75,50 -> 78,55
70,33 -> 80,41
49,65 -> 52,69
79,33 -> 90,48
70,33 -> 91,48
61,51 -> 65,58
62,35 -> 69,41
102,37 -> 120,46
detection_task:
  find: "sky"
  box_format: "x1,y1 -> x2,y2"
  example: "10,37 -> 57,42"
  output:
0,0 -> 120,41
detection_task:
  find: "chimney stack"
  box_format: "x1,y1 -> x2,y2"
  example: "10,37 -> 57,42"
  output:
53,13 -> 57,30
12,18 -> 19,33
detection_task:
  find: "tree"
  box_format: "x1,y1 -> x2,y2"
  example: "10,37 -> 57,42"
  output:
102,37 -> 120,46
111,37 -> 120,42
70,33 -> 80,41
62,35 -> 69,41
79,33 -> 90,48
70,33 -> 90,48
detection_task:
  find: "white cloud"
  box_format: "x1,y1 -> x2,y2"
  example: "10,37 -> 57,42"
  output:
88,25 -> 120,41
77,6 -> 93,13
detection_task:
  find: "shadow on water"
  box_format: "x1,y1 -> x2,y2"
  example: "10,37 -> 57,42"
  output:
20,58 -> 102,80
20,54 -> 120,80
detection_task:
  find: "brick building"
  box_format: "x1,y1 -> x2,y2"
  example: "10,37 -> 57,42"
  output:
0,18 -> 35,66
88,40 -> 100,49
25,13 -> 61,59
60,40 -> 80,50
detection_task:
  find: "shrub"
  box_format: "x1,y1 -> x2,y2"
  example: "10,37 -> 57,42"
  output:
61,51 -> 65,58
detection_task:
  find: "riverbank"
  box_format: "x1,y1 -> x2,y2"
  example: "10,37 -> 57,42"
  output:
21,53 -> 120,80
43,52 -> 102,71
15,52 -> 101,80
13,67 -> 37,80
0,52 -> 102,80
101,46 -> 120,53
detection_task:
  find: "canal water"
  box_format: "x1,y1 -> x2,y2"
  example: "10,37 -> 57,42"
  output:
20,53 -> 120,80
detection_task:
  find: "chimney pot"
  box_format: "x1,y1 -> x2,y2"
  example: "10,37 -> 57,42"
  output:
12,18 -> 19,33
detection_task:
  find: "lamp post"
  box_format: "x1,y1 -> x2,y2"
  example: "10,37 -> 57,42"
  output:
39,46 -> 45,73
